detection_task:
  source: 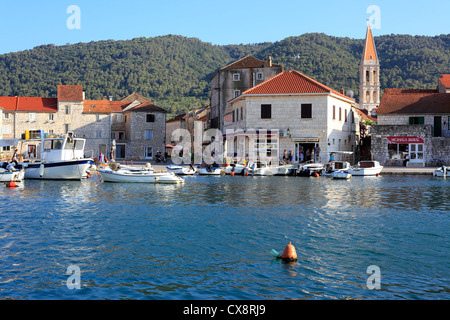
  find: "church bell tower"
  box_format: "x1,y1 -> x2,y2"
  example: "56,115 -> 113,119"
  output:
359,22 -> 380,113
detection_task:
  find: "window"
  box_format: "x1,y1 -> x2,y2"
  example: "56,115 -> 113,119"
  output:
96,114 -> 101,122
4,112 -> 9,119
241,107 -> 243,121
236,108 -> 239,121
388,143 -> 409,159
116,114 -> 123,122
144,147 -> 153,159
333,106 -> 336,120
366,70 -> 370,83
261,104 -> 271,119
409,117 -> 424,125
111,132 -> 116,140
2,146 -> 10,151
232,73 -> 240,81
116,145 -> 126,159
233,90 -> 241,98
96,131 -> 102,138
65,105 -> 71,114
301,104 -> 312,119
145,130 -> 153,140
146,114 -> 155,122
344,109 -> 348,122
448,116 -> 450,130
339,107 -> 342,121
29,113 -> 36,122
118,132 -> 125,140
49,114 -> 54,121
256,72 -> 264,80
232,110 -> 235,122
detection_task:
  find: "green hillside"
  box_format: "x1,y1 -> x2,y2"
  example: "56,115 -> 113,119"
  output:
0,33 -> 449,118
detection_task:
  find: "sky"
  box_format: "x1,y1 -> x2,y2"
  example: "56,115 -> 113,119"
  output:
0,0 -> 449,54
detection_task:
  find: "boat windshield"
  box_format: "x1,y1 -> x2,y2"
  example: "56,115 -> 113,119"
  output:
43,139 -> 63,150
64,139 -> 85,151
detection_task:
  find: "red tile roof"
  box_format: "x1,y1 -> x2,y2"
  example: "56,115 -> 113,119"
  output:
84,100 -> 132,113
236,70 -> 355,102
0,96 -> 58,112
439,74 -> 450,88
57,85 -> 83,101
125,102 -> 167,113
220,55 -> 282,71
378,88 -> 450,114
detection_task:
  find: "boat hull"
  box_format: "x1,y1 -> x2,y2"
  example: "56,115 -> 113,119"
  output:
349,166 -> 383,176
0,169 -> 25,182
197,167 -> 221,175
332,170 -> 352,179
166,165 -> 196,175
23,159 -> 93,180
98,169 -> 184,183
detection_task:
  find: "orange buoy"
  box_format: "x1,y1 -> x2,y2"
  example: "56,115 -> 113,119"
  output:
6,181 -> 18,188
230,172 -> 235,176
245,171 -> 249,176
314,172 -> 319,178
86,173 -> 91,178
281,242 -> 297,262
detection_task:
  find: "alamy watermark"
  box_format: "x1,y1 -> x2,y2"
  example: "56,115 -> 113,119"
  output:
367,5 -> 381,30
366,265 -> 381,290
66,5 -> 81,30
66,265 -> 81,289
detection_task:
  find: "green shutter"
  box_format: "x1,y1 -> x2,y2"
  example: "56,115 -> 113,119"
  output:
418,117 -> 424,124
409,117 -> 414,124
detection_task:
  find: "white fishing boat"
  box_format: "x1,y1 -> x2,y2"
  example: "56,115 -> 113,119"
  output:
433,166 -> 449,177
349,160 -> 383,176
98,165 -> 184,184
0,164 -> 25,182
331,169 -> 352,179
296,163 -> 324,176
321,161 -> 351,176
166,164 -> 196,175
12,132 -> 93,180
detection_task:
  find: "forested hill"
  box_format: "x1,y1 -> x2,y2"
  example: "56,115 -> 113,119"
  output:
0,33 -> 449,118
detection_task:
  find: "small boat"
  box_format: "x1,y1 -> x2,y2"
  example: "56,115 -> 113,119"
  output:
224,163 -> 247,175
98,165 -> 184,184
248,162 -> 274,176
433,165 -> 449,177
331,169 -> 352,179
273,164 -> 296,176
296,163 -> 324,176
197,162 -> 221,175
321,161 -> 351,176
166,164 -> 196,175
349,161 -> 383,176
0,163 -> 25,182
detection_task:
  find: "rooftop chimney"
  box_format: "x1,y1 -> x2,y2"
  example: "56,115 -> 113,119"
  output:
264,56 -> 272,67
340,87 -> 345,95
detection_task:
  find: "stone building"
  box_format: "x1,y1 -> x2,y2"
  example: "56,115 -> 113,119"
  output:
0,85 -> 166,161
223,70 -> 361,165
371,74 -> 450,167
209,55 -> 283,131
359,23 -> 380,114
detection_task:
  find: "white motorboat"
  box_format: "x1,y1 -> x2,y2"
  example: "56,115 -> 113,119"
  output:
224,163 -> 247,175
349,161 -> 383,176
247,162 -> 274,176
98,166 -> 184,184
321,161 -> 351,176
197,162 -> 221,175
296,163 -> 324,176
0,164 -> 25,182
166,164 -> 196,175
331,169 -> 352,179
433,166 -> 449,177
16,132 -> 93,180
273,164 -> 296,176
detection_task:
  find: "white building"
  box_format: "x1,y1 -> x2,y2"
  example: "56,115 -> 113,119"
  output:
223,70 -> 361,164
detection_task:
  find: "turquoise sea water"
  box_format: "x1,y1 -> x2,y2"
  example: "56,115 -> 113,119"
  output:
0,173 -> 448,299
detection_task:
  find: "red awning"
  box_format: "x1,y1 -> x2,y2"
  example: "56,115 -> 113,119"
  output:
165,144 -> 176,149
387,136 -> 424,144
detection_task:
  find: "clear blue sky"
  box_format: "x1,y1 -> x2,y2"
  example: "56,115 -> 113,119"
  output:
0,0 -> 449,54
